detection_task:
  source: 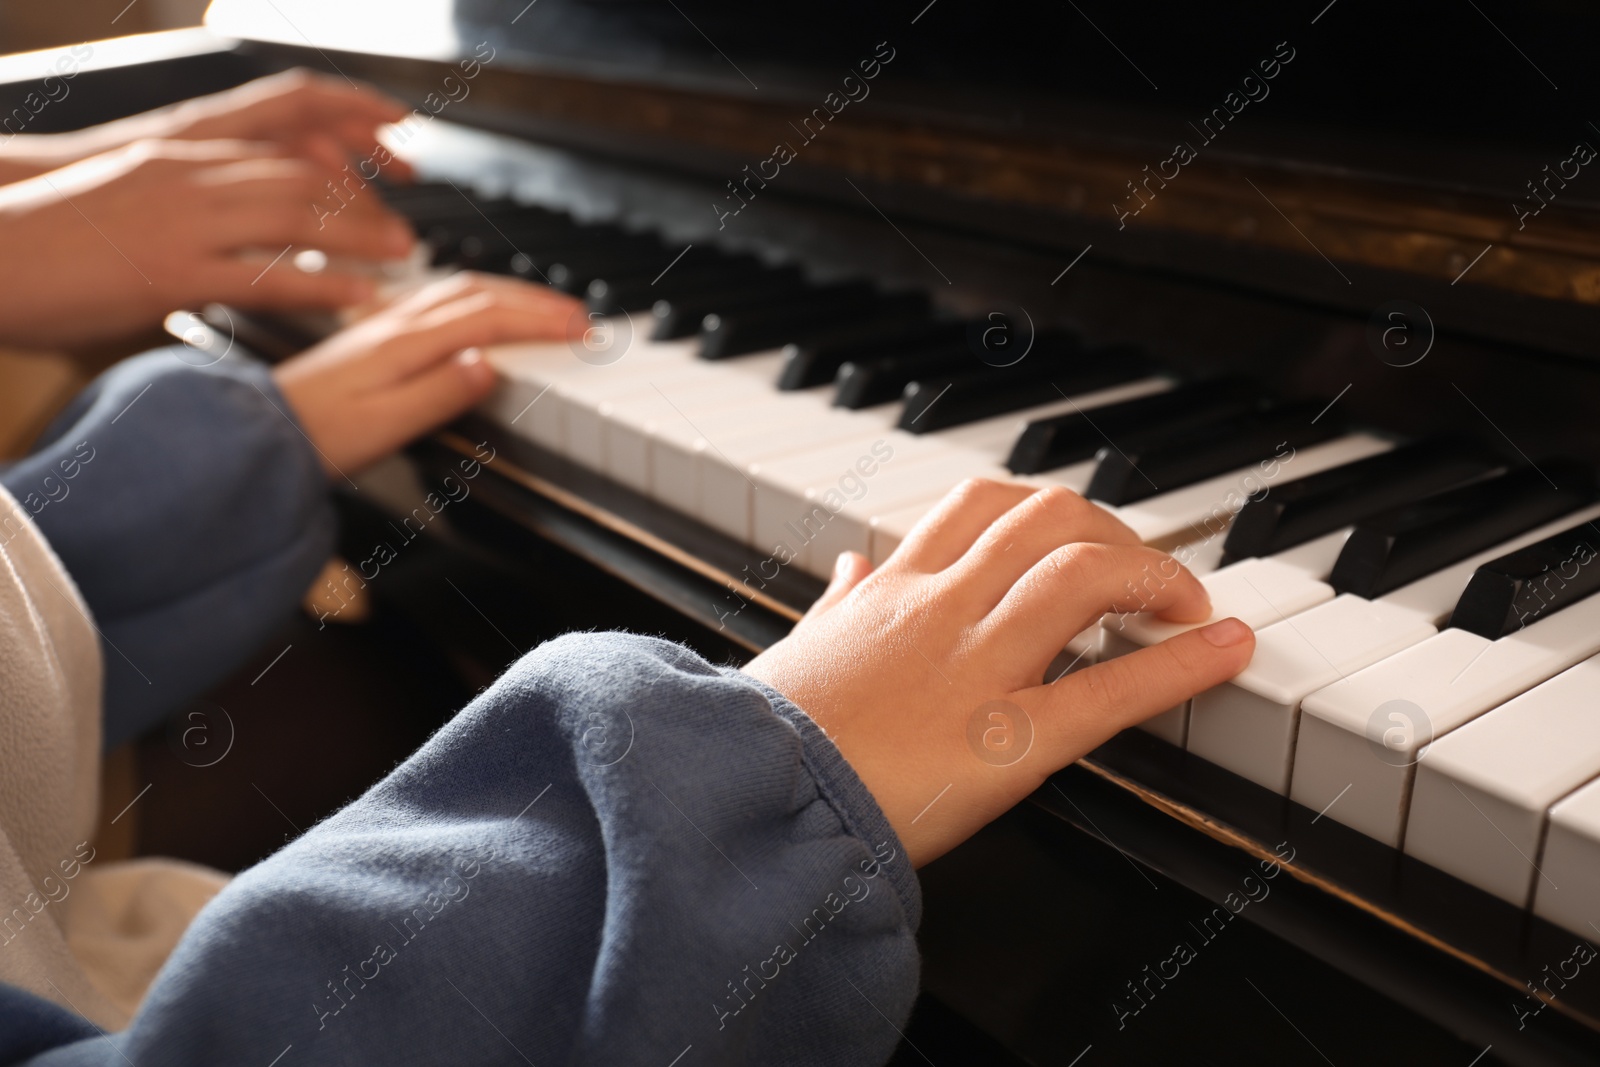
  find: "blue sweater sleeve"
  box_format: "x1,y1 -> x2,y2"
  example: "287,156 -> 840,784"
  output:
0,347 -> 336,747
16,632 -> 922,1067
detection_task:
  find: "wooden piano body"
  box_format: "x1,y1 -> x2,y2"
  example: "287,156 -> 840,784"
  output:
11,2 -> 1600,1060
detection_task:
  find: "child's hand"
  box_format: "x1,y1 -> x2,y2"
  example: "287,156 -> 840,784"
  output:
274,273 -> 581,477
0,138 -> 415,348
744,480 -> 1255,867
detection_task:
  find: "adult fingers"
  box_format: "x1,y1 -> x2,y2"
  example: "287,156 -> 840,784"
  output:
799,552 -> 873,625
191,158 -> 413,259
1016,618 -> 1254,766
210,195 -> 413,262
189,70 -> 410,135
889,478 -> 1038,573
944,485 -> 1142,611
209,256 -> 378,311
977,542 -> 1211,666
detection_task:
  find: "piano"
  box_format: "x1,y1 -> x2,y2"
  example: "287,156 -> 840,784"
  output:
15,1 -> 1600,1061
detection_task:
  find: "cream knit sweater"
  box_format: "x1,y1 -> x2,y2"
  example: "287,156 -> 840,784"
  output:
0,486 -> 226,1031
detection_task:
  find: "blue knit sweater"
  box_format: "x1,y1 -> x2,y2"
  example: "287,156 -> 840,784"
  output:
0,350 -> 921,1066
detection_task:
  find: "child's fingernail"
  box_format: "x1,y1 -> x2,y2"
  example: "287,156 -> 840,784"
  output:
833,553 -> 849,579
458,347 -> 494,384
1199,617 -> 1252,647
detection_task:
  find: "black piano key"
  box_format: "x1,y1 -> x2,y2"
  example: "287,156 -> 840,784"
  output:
1450,512 -> 1600,639
1331,462 -> 1598,600
898,341 -> 1158,433
1084,399 -> 1341,506
508,231 -> 663,279
651,276 -> 834,339
834,343 -> 975,408
436,223 -> 600,272
388,185 -> 515,228
778,321 -> 967,391
1221,437 -> 1503,563
586,257 -> 778,310
1005,377 -> 1256,474
699,289 -> 928,359
551,244 -> 741,295
424,211 -> 586,266
546,245 -> 679,293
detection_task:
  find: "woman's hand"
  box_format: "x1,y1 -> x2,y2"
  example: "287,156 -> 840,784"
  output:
274,273 -> 582,477
0,138 -> 416,349
1,70 -> 413,183
744,480 -> 1255,867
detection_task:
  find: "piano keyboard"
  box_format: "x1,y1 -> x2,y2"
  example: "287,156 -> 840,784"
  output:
386,180 -> 1600,940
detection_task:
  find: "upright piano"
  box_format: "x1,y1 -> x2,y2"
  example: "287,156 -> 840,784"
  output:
14,1 -> 1600,1061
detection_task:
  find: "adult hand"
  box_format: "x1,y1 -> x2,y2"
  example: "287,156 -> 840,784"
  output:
3,70 -> 414,183
744,480 -> 1256,867
0,138 -> 416,349
274,273 -> 581,477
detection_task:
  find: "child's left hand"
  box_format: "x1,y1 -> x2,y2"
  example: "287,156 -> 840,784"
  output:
274,273 -> 581,477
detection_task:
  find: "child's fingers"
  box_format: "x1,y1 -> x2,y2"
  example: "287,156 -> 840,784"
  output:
393,290 -> 581,362
891,479 -> 1037,573
390,273 -> 579,323
799,552 -> 873,624
1018,619 -> 1254,762
979,542 -> 1211,660
363,347 -> 498,450
947,485 -> 1142,609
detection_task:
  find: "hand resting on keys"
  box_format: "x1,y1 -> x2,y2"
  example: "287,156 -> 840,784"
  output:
746,478 -> 1256,867
275,272 -> 583,476
0,68 -> 413,184
0,71 -> 421,349
0,327 -> 1248,1063
0,137 -> 415,348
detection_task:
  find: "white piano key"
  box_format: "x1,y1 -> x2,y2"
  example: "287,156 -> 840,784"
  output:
1294,587 -> 1600,847
485,329 -> 697,452
1406,654 -> 1600,907
800,453 -> 1012,575
1536,774 -> 1600,936
699,408 -> 905,542
647,398 -> 826,514
1190,502 -> 1600,795
482,339 -> 583,450
594,347 -> 835,501
599,376 -> 777,492
750,435 -> 943,560
1103,556 -> 1338,746
561,363 -> 721,467
1110,434 -> 1391,546
1189,595 -> 1435,791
